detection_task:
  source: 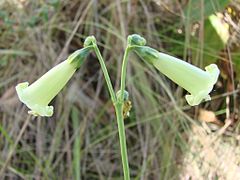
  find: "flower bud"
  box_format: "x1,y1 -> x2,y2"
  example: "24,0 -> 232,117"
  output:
127,34 -> 146,46
116,90 -> 129,101
134,46 -> 220,106
16,49 -> 90,117
84,35 -> 96,47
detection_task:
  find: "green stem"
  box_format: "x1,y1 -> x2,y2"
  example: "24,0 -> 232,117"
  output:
93,43 -> 130,180
114,102 -> 130,180
117,45 -> 131,180
93,45 -> 117,103
120,47 -> 131,101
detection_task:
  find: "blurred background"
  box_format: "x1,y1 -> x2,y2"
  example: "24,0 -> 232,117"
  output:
0,0 -> 240,179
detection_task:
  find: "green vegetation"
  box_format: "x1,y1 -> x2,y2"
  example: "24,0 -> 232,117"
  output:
0,0 -> 240,179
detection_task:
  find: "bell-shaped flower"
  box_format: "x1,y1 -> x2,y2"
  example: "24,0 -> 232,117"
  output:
134,46 -> 220,106
16,48 -> 91,117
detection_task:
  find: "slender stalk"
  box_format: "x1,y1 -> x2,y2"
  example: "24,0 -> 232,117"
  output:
116,45 -> 131,180
93,43 -> 131,179
93,45 -> 117,103
114,102 -> 130,180
119,47 -> 130,101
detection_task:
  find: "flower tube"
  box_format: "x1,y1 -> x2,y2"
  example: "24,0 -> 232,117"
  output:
16,48 -> 91,116
134,46 -> 220,106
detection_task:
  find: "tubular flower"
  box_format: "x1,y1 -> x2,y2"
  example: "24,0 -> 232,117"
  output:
16,48 -> 90,117
134,46 -> 220,106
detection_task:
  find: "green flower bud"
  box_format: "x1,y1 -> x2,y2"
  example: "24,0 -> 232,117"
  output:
127,34 -> 146,46
134,46 -> 220,106
84,35 -> 96,47
16,49 -> 89,117
116,90 -> 129,101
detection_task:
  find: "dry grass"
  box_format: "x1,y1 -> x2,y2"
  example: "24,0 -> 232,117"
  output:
0,0 -> 240,179
180,121 -> 240,180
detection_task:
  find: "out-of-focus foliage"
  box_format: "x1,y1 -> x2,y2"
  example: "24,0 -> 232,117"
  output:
184,0 -> 229,22
0,0 -> 240,179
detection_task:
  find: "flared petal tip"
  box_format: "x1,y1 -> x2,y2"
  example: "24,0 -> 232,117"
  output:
16,82 -> 54,117
205,64 -> 220,84
28,105 -> 54,117
185,64 -> 219,106
16,82 -> 29,102
185,93 -> 211,106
